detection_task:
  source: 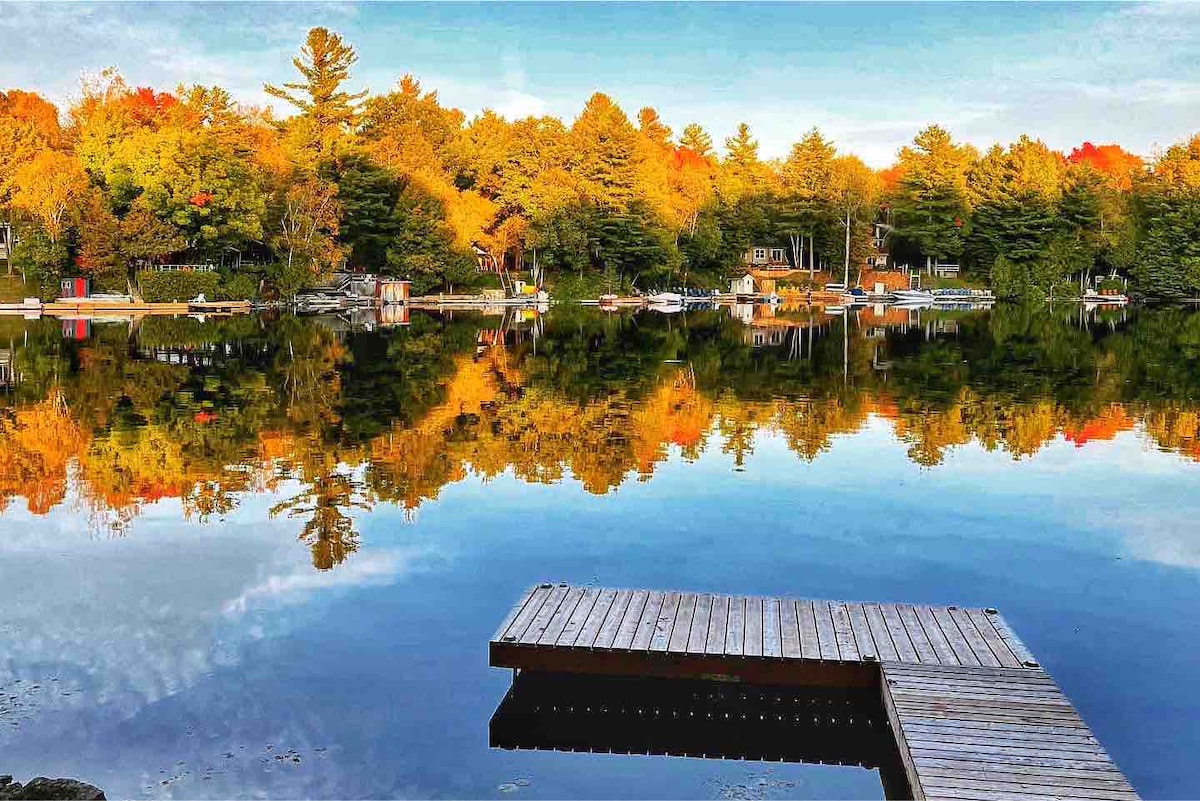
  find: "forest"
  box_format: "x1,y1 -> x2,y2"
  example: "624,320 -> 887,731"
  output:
1,27 -> 1199,301
2,304 -> 1199,568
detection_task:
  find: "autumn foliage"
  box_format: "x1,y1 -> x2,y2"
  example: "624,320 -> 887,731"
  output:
1067,142 -> 1144,191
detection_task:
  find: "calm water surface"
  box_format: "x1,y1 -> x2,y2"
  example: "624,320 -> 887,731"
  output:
0,305 -> 1197,798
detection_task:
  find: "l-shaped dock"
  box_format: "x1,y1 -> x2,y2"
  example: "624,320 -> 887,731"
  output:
489,584 -> 1138,801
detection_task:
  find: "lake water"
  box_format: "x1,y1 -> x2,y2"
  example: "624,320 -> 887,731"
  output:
0,304 -> 1197,799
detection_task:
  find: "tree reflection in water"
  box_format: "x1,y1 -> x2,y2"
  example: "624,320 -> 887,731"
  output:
1,304 -> 1198,569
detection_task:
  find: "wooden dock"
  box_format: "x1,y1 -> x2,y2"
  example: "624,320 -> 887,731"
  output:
489,584 -> 1138,801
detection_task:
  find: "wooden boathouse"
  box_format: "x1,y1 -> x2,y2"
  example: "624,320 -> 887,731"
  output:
489,584 -> 1139,801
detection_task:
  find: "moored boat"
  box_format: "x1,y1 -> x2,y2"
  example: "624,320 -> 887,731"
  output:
930,288 -> 995,303
890,288 -> 934,303
1082,291 -> 1129,305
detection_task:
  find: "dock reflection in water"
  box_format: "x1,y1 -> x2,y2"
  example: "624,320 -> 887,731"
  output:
490,671 -> 910,799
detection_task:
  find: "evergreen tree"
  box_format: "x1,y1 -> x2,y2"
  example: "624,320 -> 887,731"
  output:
636,107 -> 672,146
265,28 -> 367,150
718,122 -> 767,202
679,123 -> 713,158
569,93 -> 640,210
322,153 -> 403,269
892,125 -> 975,266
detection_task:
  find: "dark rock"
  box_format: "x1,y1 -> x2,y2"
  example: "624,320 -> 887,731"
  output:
0,778 -> 105,800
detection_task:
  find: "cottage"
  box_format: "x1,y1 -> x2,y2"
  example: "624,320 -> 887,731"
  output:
743,246 -> 790,270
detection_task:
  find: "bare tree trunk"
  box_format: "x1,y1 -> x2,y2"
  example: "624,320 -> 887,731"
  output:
843,210 -> 852,288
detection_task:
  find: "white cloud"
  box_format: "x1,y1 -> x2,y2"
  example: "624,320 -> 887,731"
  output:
221,547 -> 418,617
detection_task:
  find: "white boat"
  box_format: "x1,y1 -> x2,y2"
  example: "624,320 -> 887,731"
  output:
1082,292 -> 1129,306
647,292 -> 684,305
891,289 -> 935,302
930,288 -> 995,302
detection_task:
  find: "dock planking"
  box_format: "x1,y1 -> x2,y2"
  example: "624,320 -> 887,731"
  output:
490,585 -> 1137,801
492,585 -> 1046,692
882,662 -> 1137,801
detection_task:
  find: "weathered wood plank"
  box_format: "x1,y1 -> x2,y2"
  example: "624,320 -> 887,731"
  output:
557,587 -> 600,646
726,596 -> 745,656
908,747 -> 1123,772
540,586 -> 586,645
931,606 -> 982,667
630,590 -> 664,651
882,604 -> 920,663
687,593 -> 713,654
705,595 -> 729,655
968,608 -> 1023,668
989,611 -> 1040,667
744,596 -> 764,657
762,597 -> 782,658
577,588 -> 618,647
903,719 -> 1092,738
892,683 -> 1069,702
892,704 -> 1085,728
492,585 -> 539,642
907,739 -> 1114,762
496,585 -> 549,642
903,732 -> 1110,758
905,729 -> 1102,754
830,602 -> 860,661
914,757 -> 1124,782
922,776 -> 1136,801
865,603 -> 900,661
949,607 -> 1003,667
779,598 -> 801,658
519,584 -> 570,644
891,680 -> 1064,698
667,592 -> 698,653
814,600 -> 840,660
608,589 -> 645,650
912,757 -> 1128,781
897,708 -> 1088,728
892,691 -> 1076,713
846,602 -> 878,661
649,591 -> 682,652
898,604 -> 939,664
886,669 -> 1058,689
590,589 -> 628,649
797,599 -> 820,659
921,782 -> 1133,801
915,605 -> 961,666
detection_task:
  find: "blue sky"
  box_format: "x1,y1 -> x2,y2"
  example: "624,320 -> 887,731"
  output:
1,1 -> 1197,166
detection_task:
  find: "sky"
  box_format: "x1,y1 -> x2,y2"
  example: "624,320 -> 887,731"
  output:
0,1 -> 1198,166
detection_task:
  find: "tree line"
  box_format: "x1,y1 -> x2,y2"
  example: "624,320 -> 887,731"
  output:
1,26 -> 1198,299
